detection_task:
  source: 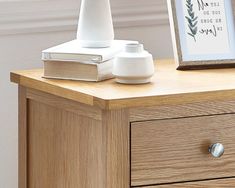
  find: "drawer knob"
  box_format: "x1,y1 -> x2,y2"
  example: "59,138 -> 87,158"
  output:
209,143 -> 224,158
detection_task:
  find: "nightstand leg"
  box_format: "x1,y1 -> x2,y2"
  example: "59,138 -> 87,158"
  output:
102,109 -> 130,188
19,86 -> 27,188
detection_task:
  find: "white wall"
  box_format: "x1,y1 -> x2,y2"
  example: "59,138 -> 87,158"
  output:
115,25 -> 173,58
0,0 -> 172,187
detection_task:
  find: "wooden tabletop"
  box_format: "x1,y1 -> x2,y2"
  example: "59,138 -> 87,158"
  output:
11,59 -> 235,109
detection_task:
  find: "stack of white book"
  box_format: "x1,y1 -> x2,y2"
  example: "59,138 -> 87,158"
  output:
42,40 -> 138,81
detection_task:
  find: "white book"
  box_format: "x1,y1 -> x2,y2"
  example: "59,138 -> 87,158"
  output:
42,39 -> 138,63
43,59 -> 114,82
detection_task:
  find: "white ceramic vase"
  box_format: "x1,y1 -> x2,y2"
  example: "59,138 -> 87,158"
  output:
113,43 -> 155,84
77,0 -> 114,48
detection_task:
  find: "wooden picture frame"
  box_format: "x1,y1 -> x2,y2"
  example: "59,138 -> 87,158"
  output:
167,0 -> 235,70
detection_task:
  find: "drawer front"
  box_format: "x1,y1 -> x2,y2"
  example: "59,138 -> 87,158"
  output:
131,114 -> 235,186
136,178 -> 235,188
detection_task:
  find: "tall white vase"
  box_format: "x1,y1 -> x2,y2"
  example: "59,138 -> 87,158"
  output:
77,0 -> 114,48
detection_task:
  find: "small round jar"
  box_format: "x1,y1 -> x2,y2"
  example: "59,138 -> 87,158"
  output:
112,43 -> 155,84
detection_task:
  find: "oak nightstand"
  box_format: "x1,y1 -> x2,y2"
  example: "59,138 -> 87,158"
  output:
11,60 -> 235,188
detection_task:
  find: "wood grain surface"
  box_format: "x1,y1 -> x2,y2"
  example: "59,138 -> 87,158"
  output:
27,98 -> 130,188
103,109 -> 130,188
131,114 -> 235,186
27,88 -> 102,121
130,100 -> 235,122
19,86 -> 27,188
28,100 -> 106,188
138,178 -> 235,188
11,59 -> 235,109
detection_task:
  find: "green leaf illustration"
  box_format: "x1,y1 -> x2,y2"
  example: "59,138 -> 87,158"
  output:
185,0 -> 198,42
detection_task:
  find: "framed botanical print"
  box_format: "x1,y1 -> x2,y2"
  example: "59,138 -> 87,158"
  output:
167,0 -> 235,69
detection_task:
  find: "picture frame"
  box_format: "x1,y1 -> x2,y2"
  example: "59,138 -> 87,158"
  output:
167,0 -> 235,69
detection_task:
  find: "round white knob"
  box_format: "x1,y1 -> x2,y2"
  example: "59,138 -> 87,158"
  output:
209,143 -> 224,158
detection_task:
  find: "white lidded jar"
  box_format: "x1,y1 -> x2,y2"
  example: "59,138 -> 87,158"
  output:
113,43 -> 155,84
77,0 -> 114,48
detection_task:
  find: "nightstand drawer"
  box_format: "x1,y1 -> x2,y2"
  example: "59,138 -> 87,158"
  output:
131,114 -> 235,187
136,178 -> 235,188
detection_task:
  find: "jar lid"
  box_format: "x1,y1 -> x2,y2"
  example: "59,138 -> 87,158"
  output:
125,43 -> 144,53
